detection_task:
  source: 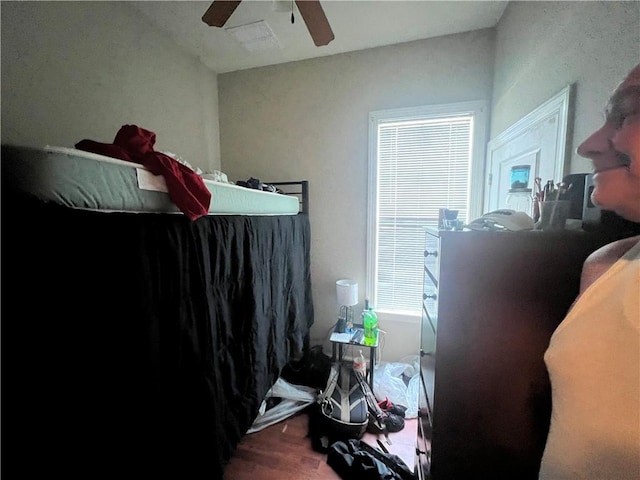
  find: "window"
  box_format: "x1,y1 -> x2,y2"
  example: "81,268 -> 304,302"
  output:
367,101 -> 487,323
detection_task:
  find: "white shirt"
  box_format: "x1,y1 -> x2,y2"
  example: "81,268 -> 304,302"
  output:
540,241 -> 640,479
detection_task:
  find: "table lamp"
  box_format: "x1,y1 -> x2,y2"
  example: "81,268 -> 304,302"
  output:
336,279 -> 358,332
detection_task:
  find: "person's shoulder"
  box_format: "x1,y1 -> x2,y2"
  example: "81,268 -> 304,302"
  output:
586,235 -> 640,264
579,235 -> 640,293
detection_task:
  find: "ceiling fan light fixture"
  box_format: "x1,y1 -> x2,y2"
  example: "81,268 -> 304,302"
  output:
271,0 -> 294,13
202,0 -> 333,48
225,20 -> 282,52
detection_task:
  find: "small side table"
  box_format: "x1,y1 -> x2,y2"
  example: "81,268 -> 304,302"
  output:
329,324 -> 379,391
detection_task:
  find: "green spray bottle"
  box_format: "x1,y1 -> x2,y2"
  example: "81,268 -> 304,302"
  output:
363,298 -> 378,346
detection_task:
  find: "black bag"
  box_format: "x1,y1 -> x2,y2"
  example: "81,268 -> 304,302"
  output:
327,438 -> 416,480
280,344 -> 332,389
316,361 -> 369,441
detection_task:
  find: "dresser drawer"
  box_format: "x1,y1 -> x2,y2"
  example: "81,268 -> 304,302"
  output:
424,231 -> 440,284
420,352 -> 435,426
416,405 -> 432,478
423,264 -> 438,319
416,368 -> 432,480
420,303 -> 436,355
422,283 -> 438,332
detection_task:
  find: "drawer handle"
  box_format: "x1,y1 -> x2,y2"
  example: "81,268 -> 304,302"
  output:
424,250 -> 438,258
423,293 -> 437,300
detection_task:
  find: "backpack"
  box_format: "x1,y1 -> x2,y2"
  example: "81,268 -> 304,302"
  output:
315,361 -> 369,443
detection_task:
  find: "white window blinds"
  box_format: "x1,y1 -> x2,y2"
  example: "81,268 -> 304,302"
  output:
376,115 -> 472,314
368,103 -> 486,318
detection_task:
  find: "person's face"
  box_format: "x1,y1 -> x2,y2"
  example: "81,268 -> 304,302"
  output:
577,64 -> 640,223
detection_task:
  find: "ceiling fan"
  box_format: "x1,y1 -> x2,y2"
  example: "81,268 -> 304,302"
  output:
202,0 -> 335,47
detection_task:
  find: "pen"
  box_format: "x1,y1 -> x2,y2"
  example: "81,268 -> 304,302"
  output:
535,177 -> 543,202
543,180 -> 554,202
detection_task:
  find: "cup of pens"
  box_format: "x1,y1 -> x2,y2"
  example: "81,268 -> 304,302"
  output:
534,178 -> 571,230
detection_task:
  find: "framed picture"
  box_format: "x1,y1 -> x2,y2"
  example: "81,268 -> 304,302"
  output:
485,84 -> 573,213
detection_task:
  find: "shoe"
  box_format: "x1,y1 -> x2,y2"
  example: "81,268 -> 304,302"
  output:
378,398 -> 407,418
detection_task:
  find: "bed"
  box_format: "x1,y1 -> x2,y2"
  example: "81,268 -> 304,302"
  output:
2,144 -> 314,478
3,145 -> 304,215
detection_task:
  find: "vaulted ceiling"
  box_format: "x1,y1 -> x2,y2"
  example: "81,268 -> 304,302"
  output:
131,1 -> 509,73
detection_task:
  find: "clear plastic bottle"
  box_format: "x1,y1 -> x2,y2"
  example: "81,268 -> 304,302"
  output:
353,349 -> 367,376
363,299 -> 378,346
505,189 -> 533,217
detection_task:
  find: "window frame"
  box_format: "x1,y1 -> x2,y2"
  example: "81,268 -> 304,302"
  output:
366,100 -> 488,324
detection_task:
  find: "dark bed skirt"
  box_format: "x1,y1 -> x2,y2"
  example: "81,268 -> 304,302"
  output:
2,197 -> 314,478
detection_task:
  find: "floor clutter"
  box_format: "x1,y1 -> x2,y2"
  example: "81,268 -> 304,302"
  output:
246,346 -> 418,479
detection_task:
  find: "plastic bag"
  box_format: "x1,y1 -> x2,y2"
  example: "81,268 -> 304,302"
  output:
372,355 -> 420,419
246,377 -> 316,433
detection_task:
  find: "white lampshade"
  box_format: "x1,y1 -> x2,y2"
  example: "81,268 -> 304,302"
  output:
336,279 -> 358,306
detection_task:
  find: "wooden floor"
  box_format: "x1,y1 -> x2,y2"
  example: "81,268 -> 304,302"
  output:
223,410 -> 417,480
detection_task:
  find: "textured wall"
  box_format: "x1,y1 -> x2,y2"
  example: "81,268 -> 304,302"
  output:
491,1 -> 640,174
1,1 -> 220,171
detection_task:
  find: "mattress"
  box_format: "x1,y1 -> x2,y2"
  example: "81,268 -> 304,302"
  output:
1,145 -> 300,216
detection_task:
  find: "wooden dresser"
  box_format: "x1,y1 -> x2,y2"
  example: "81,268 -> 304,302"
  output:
414,227 -> 634,480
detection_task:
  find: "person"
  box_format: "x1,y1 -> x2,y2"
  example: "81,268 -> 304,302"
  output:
539,63 -> 640,479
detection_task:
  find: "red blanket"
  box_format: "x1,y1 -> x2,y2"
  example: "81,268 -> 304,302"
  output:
76,125 -> 211,221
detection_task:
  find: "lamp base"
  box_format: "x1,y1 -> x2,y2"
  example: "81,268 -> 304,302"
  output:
339,305 -> 354,331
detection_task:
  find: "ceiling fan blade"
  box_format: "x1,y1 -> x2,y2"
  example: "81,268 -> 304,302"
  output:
294,0 -> 334,47
202,0 -> 242,27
